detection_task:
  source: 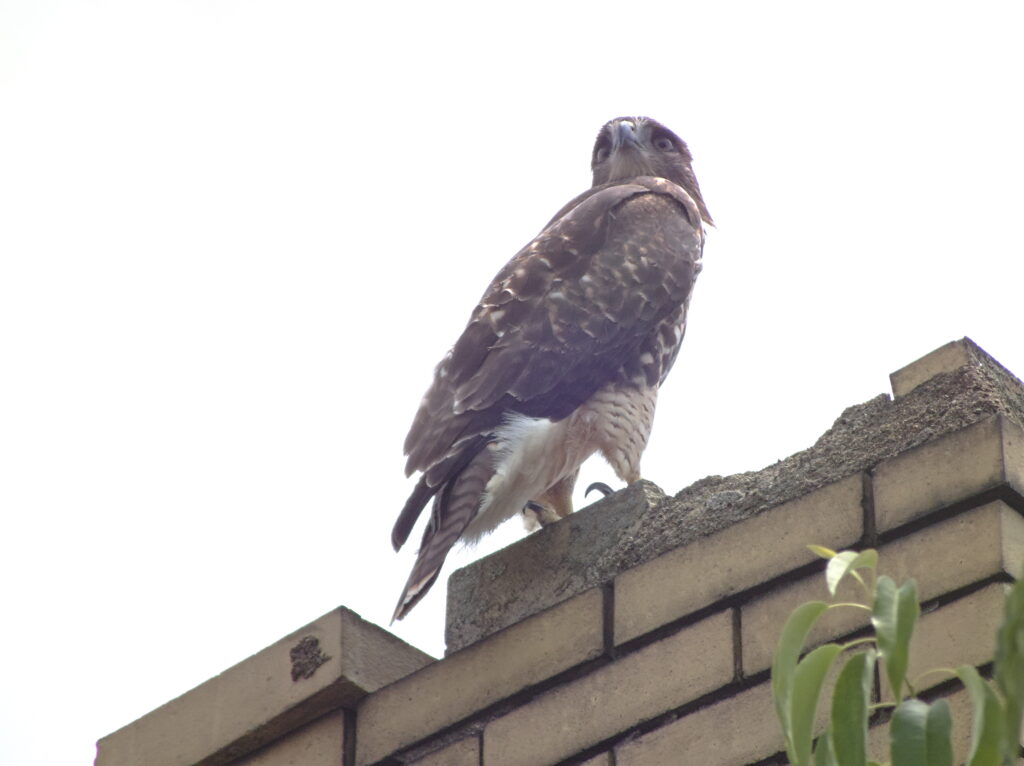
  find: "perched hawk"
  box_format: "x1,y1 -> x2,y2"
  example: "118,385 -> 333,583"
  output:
391,116 -> 712,621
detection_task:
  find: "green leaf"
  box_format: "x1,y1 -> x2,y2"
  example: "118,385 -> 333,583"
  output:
791,643 -> 844,766
832,650 -> 875,766
825,549 -> 878,597
891,699 -> 930,766
773,601 -> 831,762
924,699 -> 954,766
994,575 -> 1024,765
890,698 -> 953,766
809,545 -> 839,560
872,577 -> 919,699
814,732 -> 839,766
956,665 -> 1004,766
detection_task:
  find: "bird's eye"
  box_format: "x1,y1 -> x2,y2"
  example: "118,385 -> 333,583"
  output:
594,142 -> 611,163
653,135 -> 675,152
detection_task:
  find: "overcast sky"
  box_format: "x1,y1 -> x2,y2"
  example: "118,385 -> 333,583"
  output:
2,2 -> 1023,764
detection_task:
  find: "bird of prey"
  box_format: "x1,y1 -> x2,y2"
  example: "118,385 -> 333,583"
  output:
391,116 -> 712,621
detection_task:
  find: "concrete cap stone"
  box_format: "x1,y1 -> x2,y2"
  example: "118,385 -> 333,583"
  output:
96,607 -> 432,766
890,338 -> 975,398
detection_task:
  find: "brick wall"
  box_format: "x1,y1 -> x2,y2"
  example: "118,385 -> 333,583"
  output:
96,338 -> 1024,766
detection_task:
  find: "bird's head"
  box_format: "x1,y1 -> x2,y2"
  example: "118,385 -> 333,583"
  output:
591,116 -> 713,226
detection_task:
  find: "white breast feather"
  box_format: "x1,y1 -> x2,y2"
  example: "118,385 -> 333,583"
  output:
463,414 -> 578,542
459,383 -> 659,543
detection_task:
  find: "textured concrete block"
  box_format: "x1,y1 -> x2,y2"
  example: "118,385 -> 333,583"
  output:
615,474 -> 863,644
408,736 -> 479,766
96,608 -> 432,766
742,501 -> 1024,674
482,611 -> 733,766
447,481 -> 667,652
233,711 -> 345,766
874,416 -> 1024,532
615,682 -> 779,766
890,339 -> 974,399
356,588 -> 603,766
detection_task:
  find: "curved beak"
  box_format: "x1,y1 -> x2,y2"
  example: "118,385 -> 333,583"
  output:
612,119 -> 641,150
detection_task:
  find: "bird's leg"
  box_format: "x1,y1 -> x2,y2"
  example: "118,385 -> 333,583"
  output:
521,471 -> 579,530
539,471 -> 578,518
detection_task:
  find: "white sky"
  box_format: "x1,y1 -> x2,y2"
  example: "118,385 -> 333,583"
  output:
2,2 -> 1023,764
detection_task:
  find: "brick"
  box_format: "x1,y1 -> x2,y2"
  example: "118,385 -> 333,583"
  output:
889,339 -> 973,398
408,736 -> 479,766
356,588 -> 603,766
881,583 -> 1007,700
873,416 -> 1024,533
483,611 -> 733,766
614,656 -> 859,766
1008,416 -> 1024,500
614,474 -> 863,645
881,500 -> 1024,593
742,567 -> 867,677
616,682 -> 779,766
742,501 -> 1024,674
233,710 -> 345,766
96,608 -> 432,766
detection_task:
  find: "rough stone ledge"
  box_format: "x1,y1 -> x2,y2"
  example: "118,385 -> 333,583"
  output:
446,337 -> 1024,652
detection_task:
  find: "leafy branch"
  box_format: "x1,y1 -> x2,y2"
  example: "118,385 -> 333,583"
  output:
771,546 -> 1024,766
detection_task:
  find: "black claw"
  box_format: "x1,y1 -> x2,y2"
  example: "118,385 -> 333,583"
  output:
524,501 -> 545,513
585,481 -> 615,498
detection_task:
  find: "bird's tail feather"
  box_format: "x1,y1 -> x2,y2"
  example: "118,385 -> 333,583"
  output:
392,443 -> 495,622
391,475 -> 434,552
392,435 -> 489,552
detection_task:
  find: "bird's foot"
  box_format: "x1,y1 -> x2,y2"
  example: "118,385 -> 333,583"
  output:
521,500 -> 561,531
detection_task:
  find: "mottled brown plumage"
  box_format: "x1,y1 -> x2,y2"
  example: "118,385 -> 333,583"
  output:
392,117 -> 712,621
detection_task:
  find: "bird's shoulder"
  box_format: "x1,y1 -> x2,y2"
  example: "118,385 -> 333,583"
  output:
542,175 -> 703,232
479,176 -> 702,307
